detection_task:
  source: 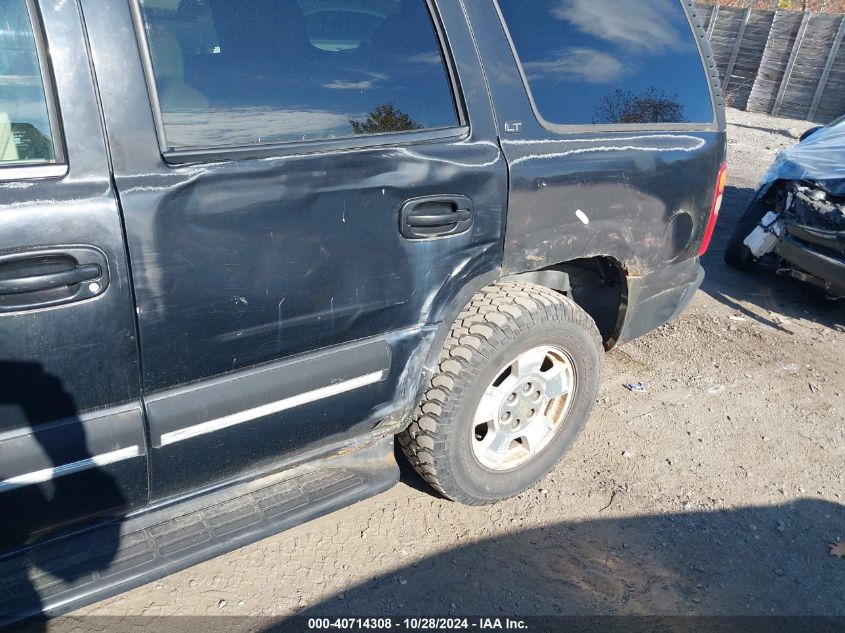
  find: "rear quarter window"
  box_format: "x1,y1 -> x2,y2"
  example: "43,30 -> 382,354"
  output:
496,0 -> 714,127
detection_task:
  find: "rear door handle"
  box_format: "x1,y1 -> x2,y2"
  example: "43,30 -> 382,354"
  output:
0,247 -> 110,313
400,195 -> 474,240
406,210 -> 473,228
0,264 -> 101,295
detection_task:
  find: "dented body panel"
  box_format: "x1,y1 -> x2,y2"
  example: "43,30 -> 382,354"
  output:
499,132 -> 725,276
463,0 -> 727,343
81,0 -> 507,498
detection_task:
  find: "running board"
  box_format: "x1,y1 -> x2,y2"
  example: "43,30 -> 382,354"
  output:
0,437 -> 398,626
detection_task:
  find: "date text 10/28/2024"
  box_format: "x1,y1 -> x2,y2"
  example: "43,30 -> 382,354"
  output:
307,618 -> 529,630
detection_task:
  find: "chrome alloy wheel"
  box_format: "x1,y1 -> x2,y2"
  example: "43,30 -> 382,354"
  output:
471,345 -> 576,471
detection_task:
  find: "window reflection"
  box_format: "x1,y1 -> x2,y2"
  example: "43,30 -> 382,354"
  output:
498,0 -> 713,126
594,88 -> 687,125
350,103 -> 422,135
139,0 -> 459,150
0,0 -> 55,164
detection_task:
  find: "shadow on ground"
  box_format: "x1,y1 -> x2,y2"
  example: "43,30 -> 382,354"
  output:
280,499 -> 844,618
700,186 -> 844,331
726,122 -> 801,141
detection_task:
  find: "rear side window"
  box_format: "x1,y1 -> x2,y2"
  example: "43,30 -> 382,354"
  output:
137,0 -> 460,151
0,0 -> 56,164
496,0 -> 714,127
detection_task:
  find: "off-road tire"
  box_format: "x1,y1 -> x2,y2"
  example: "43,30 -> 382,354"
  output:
725,198 -> 769,272
398,281 -> 603,505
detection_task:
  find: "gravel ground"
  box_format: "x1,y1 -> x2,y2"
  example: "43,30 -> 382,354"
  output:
65,109 -> 844,625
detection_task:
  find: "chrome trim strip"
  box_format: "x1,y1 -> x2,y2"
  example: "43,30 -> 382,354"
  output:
0,403 -> 143,444
159,370 -> 387,447
0,163 -> 67,183
0,445 -> 141,493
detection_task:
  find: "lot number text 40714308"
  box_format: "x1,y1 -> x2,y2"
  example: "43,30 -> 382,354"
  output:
306,617 -> 529,630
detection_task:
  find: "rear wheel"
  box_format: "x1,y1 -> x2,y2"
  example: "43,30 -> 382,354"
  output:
725,198 -> 769,272
398,281 -> 603,505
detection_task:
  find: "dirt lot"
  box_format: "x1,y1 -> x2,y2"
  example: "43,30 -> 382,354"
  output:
71,109 -> 844,623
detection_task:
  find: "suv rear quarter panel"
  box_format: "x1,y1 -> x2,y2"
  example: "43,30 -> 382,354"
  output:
464,0 -> 727,278
501,131 -> 726,276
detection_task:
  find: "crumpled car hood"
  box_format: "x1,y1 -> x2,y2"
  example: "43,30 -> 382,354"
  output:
763,120 -> 845,196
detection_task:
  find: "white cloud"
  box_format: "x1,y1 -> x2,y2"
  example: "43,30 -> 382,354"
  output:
323,72 -> 388,90
324,80 -> 378,90
552,0 -> 684,54
403,52 -> 444,66
523,48 -> 626,85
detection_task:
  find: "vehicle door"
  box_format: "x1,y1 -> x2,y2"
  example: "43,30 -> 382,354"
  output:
81,0 -> 507,498
0,0 -> 148,553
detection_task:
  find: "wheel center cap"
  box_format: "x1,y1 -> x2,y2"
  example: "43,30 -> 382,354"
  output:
498,378 -> 543,430
515,400 -> 533,420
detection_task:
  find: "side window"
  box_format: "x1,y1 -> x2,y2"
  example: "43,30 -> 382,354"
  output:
0,0 -> 56,164
496,0 -> 714,127
137,0 -> 460,151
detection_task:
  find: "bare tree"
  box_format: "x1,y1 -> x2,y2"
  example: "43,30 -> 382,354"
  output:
594,87 -> 686,125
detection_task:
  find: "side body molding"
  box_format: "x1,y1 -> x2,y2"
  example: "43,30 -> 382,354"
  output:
145,339 -> 392,449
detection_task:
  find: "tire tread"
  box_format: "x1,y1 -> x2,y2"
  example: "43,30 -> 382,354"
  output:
398,281 -> 601,504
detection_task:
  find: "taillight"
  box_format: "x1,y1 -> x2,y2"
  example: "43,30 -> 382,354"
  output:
699,163 -> 728,256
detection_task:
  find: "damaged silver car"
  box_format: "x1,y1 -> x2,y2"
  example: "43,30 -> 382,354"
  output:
725,116 -> 845,299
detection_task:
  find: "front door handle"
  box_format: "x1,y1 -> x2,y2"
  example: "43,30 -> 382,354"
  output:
0,264 -> 101,295
400,195 -> 474,240
0,247 -> 110,313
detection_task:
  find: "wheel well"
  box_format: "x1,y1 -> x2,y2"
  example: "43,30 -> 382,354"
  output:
504,257 -> 627,348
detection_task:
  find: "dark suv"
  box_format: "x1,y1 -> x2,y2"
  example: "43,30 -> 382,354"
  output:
0,0 -> 725,622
